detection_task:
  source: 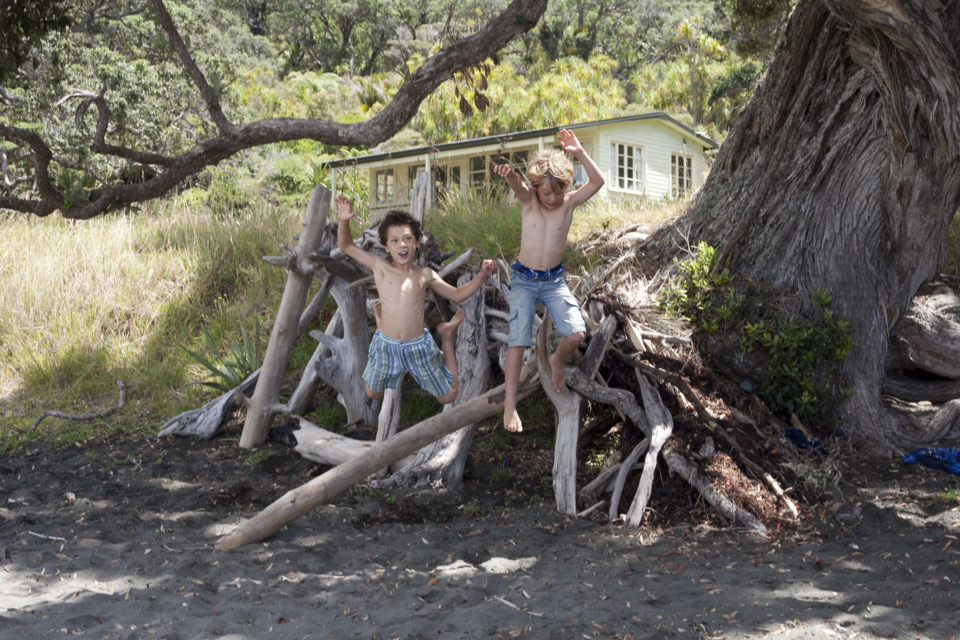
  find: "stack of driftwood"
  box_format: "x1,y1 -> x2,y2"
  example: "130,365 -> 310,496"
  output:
159,183 -> 801,550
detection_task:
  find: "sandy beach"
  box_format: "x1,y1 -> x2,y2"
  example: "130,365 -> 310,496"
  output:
2,433 -> 959,640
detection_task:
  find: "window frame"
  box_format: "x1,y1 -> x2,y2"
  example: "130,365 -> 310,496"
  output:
375,169 -> 394,205
608,139 -> 645,194
671,153 -> 694,199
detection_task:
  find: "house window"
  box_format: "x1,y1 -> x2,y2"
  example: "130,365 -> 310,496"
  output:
469,155 -> 488,189
509,150 -> 529,175
609,141 -> 643,193
433,165 -> 460,202
671,153 -> 693,198
375,169 -> 394,205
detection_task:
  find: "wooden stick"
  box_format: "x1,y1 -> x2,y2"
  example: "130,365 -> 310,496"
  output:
240,185 -> 331,448
624,372 -> 673,529
32,380 -> 129,430
608,438 -> 649,520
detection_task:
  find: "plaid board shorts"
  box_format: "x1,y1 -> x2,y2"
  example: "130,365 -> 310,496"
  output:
363,329 -> 454,397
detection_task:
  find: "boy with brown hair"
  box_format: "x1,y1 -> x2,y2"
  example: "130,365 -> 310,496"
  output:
336,196 -> 496,405
492,128 -> 604,432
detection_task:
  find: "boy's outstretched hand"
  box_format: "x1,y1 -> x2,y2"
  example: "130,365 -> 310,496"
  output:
491,163 -> 514,180
335,195 -> 355,221
558,128 -> 584,155
480,259 -> 497,276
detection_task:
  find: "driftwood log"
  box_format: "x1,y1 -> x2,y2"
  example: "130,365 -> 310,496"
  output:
215,361 -> 540,549
240,185 -> 332,448
624,372 -> 674,529
311,276 -> 378,427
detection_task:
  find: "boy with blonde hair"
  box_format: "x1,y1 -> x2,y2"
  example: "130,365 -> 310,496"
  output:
336,196 -> 496,405
492,129 -> 604,432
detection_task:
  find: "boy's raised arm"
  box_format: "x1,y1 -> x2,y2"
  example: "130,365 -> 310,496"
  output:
335,196 -> 379,271
427,259 -> 497,304
492,163 -> 533,203
559,129 -> 605,207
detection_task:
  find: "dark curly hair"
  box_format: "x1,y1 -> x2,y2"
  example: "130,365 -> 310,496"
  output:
378,210 -> 423,258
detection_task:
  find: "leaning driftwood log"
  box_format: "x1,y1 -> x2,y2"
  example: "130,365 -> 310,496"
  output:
240,185 -> 332,449
539,313 -> 618,515
216,362 -> 540,550
536,318 -> 581,516
311,276 -> 378,427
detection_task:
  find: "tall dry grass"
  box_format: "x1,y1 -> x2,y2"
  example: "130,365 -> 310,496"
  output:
0,186 -> 687,446
0,197 -> 302,441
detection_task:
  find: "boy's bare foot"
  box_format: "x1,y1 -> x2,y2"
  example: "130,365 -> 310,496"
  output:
504,409 -> 523,433
373,302 -> 382,329
437,309 -> 465,340
549,351 -> 567,391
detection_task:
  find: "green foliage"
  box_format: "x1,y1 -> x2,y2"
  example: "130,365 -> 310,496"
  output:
400,389 -> 442,424
738,290 -> 854,420
659,242 -> 854,422
0,0 -> 72,82
53,166 -> 96,210
659,242 -> 740,335
245,448 -> 277,465
183,317 -> 263,392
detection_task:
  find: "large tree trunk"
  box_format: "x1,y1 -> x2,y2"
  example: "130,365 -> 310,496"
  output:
662,0 -> 960,455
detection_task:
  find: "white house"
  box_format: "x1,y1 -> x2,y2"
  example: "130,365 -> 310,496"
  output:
326,112 -> 716,215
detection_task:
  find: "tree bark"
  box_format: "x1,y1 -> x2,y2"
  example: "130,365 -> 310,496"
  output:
658,0 -> 960,455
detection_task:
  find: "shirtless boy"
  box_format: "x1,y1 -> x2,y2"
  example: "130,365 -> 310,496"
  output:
492,128 -> 604,432
336,196 -> 496,405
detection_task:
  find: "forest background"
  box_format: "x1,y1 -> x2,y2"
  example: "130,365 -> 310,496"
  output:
5,0 -> 952,456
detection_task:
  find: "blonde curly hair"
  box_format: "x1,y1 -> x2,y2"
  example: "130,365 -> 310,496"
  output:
526,147 -> 574,191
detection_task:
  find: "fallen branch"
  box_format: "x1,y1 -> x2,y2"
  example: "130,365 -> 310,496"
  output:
31,380 -> 129,430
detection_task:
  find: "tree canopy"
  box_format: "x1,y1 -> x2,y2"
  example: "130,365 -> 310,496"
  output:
0,0 -> 785,219
0,0 -> 550,218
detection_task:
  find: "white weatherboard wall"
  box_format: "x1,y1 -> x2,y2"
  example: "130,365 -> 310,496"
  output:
593,120 -> 702,200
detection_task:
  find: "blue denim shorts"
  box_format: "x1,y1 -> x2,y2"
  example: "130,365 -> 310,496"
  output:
363,329 -> 454,397
508,268 -> 586,348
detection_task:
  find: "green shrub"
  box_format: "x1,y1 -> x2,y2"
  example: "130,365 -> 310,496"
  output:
659,242 -> 854,422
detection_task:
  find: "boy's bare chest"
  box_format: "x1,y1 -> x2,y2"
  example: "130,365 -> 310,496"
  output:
523,207 -> 573,236
375,267 -> 428,299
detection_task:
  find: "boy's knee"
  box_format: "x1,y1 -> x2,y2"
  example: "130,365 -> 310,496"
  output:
568,331 -> 585,346
437,382 -> 458,405
365,385 -> 384,400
